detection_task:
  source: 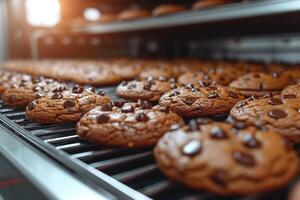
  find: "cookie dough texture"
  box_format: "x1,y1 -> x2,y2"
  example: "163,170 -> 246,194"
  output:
230,95 -> 300,143
154,122 -> 299,196
159,84 -> 244,117
77,102 -> 183,147
25,89 -> 110,124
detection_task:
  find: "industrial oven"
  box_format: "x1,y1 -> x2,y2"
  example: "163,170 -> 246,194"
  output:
1,0 -> 300,200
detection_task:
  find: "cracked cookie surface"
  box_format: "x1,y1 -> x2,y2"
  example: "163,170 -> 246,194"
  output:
159,83 -> 244,117
230,94 -> 300,143
77,101 -> 183,147
154,121 -> 299,196
25,87 -> 110,124
116,77 -> 177,102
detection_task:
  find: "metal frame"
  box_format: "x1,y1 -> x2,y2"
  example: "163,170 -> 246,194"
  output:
0,114 -> 152,200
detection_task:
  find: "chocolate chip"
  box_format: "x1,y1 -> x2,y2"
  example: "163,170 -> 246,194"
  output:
86,86 -> 96,92
237,101 -> 248,108
121,104 -> 134,113
268,109 -> 287,119
97,90 -> 105,96
136,113 -> 149,122
199,80 -> 210,87
186,83 -> 195,89
268,98 -> 283,105
53,86 -> 66,93
228,91 -> 240,99
63,100 -> 75,109
51,93 -> 63,99
96,114 -> 110,124
101,103 -> 112,111
233,151 -> 256,168
35,92 -> 44,99
208,86 -> 218,90
158,76 -> 167,81
282,94 -> 296,99
128,84 -> 137,89
72,86 -> 84,94
27,102 -> 36,111
137,99 -> 152,109
272,72 -> 279,78
210,126 -> 228,139
241,134 -> 261,148
32,86 -> 43,92
210,170 -> 227,187
183,97 -> 195,105
143,83 -> 152,90
207,92 -> 219,99
182,140 -> 202,156
113,100 -> 125,108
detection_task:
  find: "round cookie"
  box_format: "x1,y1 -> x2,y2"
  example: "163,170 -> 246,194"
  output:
159,82 -> 244,117
118,8 -> 150,20
154,121 -> 299,196
139,61 -> 178,79
152,4 -> 186,16
230,94 -> 300,143
116,77 -> 177,102
0,72 -> 30,94
229,72 -> 291,97
2,77 -> 67,108
77,101 -> 183,147
192,0 -> 231,9
178,71 -> 233,86
282,84 -> 300,97
25,86 -> 110,124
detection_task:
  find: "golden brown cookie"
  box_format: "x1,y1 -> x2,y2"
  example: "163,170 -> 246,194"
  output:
116,77 -> 177,102
282,84 -> 300,97
155,121 -> 299,196
25,86 -> 110,124
159,82 -> 244,117
230,94 -> 300,143
229,72 -> 291,97
152,4 -> 186,16
77,101 -> 183,147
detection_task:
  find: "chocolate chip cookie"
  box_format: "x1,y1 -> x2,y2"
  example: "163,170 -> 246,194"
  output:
178,71 -> 233,86
159,83 -> 244,117
229,72 -> 291,97
155,121 -> 299,196
282,84 -> 300,97
230,94 -> 300,143
116,77 -> 177,102
25,86 -> 110,124
77,101 -> 183,147
2,77 -> 67,108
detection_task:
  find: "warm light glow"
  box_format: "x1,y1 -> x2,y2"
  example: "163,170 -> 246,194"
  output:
25,0 -> 60,27
83,8 -> 101,21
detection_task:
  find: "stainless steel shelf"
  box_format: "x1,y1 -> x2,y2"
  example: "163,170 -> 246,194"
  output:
71,0 -> 300,34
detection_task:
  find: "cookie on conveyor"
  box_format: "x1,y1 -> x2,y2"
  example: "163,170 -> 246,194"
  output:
229,72 -> 291,97
118,8 -> 150,20
2,77 -> 67,108
77,101 -> 183,147
230,94 -> 300,143
152,4 -> 186,16
159,82 -> 244,117
0,71 -> 29,94
25,86 -> 110,124
282,84 -> 300,97
154,121 -> 299,196
139,61 -> 178,79
178,71 -> 232,86
116,77 -> 177,102
192,0 -> 231,9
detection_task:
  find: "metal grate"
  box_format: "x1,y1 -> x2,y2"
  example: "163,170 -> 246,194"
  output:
0,86 -> 292,200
